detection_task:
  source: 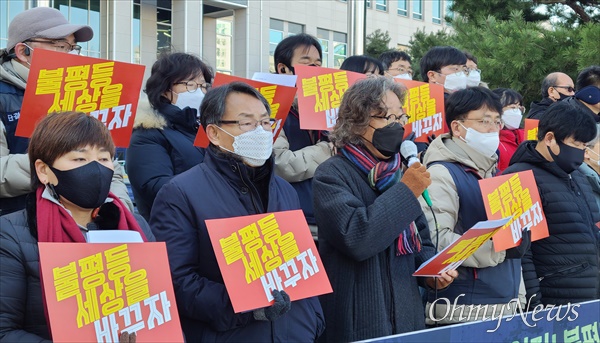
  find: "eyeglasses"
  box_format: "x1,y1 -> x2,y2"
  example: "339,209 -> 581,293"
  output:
386,66 -> 413,76
25,39 -> 82,55
552,85 -> 575,93
371,113 -> 410,124
467,68 -> 481,74
461,118 -> 503,129
174,80 -> 212,93
219,118 -> 276,132
438,66 -> 469,76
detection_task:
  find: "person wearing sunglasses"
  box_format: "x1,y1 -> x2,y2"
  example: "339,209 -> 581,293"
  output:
0,7 -> 134,216
126,51 -> 213,221
528,72 -> 575,120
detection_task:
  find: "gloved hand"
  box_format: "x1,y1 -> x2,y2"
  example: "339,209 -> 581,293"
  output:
400,162 -> 431,198
506,229 -> 531,259
253,290 -> 291,321
119,331 -> 136,343
427,134 -> 437,144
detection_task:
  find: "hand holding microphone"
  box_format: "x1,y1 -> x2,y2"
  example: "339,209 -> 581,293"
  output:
401,140 -> 433,206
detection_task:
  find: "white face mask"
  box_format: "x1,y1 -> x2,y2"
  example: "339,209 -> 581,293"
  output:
502,108 -> 523,130
459,122 -> 500,157
393,73 -> 412,80
217,125 -> 273,167
466,70 -> 481,87
174,89 -> 205,112
443,72 -> 468,92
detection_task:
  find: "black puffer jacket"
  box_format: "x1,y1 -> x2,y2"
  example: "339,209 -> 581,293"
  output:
528,97 -> 555,120
504,141 -> 600,305
0,198 -> 155,342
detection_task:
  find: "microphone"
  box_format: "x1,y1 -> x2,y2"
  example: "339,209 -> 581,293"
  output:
400,140 -> 433,207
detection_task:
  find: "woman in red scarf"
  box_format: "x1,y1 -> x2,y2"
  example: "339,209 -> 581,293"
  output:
0,112 -> 153,342
493,88 -> 526,174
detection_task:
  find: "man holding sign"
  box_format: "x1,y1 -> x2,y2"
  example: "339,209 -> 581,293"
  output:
0,6 -> 132,215
420,87 -> 528,325
504,102 -> 600,306
150,82 -> 324,342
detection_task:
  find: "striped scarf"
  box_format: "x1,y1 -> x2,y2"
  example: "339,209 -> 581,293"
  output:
341,143 -> 422,255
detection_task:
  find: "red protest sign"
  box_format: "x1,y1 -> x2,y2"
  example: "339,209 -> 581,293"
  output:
524,119 -> 539,141
394,79 -> 446,142
413,218 -> 510,277
480,170 -> 549,252
193,73 -> 296,148
16,49 -> 145,147
295,65 -> 367,131
205,210 -> 332,313
39,242 -> 183,343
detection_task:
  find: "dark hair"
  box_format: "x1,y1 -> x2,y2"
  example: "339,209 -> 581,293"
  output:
144,52 -> 213,109
445,87 -> 503,130
200,82 -> 271,129
541,72 -> 560,98
576,65 -> 600,91
330,77 -> 406,148
340,55 -> 384,75
463,51 -> 477,64
28,112 -> 115,189
378,50 -> 412,70
420,46 -> 467,82
538,101 -> 597,143
274,33 -> 322,73
492,88 -> 523,107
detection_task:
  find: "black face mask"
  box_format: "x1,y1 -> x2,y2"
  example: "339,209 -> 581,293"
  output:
49,161 -> 114,209
556,93 -> 570,101
548,140 -> 585,174
370,122 -> 405,157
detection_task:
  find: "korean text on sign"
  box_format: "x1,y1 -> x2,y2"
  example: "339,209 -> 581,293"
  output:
406,84 -> 442,138
487,174 -> 542,244
219,214 -> 320,301
301,71 -> 349,128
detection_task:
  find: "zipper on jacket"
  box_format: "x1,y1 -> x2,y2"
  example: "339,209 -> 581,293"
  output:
473,268 -> 478,279
538,262 -> 588,281
236,163 -> 261,214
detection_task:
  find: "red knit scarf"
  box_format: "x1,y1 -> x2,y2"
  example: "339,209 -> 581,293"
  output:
35,186 -> 147,242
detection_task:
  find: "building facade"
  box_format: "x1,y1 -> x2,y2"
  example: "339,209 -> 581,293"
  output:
1,0 -> 453,80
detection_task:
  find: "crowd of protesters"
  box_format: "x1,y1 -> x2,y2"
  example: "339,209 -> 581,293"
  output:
1,6 -> 599,343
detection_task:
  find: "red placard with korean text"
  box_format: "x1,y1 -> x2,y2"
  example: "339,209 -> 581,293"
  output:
480,170 -> 549,252
16,49 -> 145,147
394,79 -> 447,142
205,210 -> 332,313
413,218 -> 510,277
39,243 -> 183,343
524,119 -> 539,141
193,73 -> 296,148
295,65 -> 367,131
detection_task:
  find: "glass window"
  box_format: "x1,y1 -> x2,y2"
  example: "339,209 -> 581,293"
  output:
288,22 -> 304,36
446,0 -> 454,21
375,0 -> 387,11
51,0 -> 101,57
333,31 -> 347,68
216,18 -> 233,74
133,0 -> 141,64
269,19 -> 284,72
397,0 -> 407,16
0,1 -> 25,49
156,0 -> 171,53
432,0 -> 442,24
412,0 -> 422,20
366,0 -> 371,9
317,28 -> 329,68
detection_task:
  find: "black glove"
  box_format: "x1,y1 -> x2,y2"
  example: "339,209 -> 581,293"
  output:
253,290 -> 291,321
505,229 -> 531,259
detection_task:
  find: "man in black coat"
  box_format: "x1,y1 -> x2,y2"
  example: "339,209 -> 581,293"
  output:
504,101 -> 600,306
528,72 -> 575,120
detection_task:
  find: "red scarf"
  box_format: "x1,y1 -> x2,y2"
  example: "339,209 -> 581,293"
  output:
35,187 -> 147,242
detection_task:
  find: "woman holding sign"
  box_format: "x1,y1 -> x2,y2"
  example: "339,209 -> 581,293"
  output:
0,112 -> 154,342
126,52 -> 213,221
313,77 -> 456,342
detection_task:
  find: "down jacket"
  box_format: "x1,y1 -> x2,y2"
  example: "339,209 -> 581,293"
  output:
126,101 -> 205,220
150,146 -> 325,342
504,141 -> 600,305
0,198 -> 154,342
